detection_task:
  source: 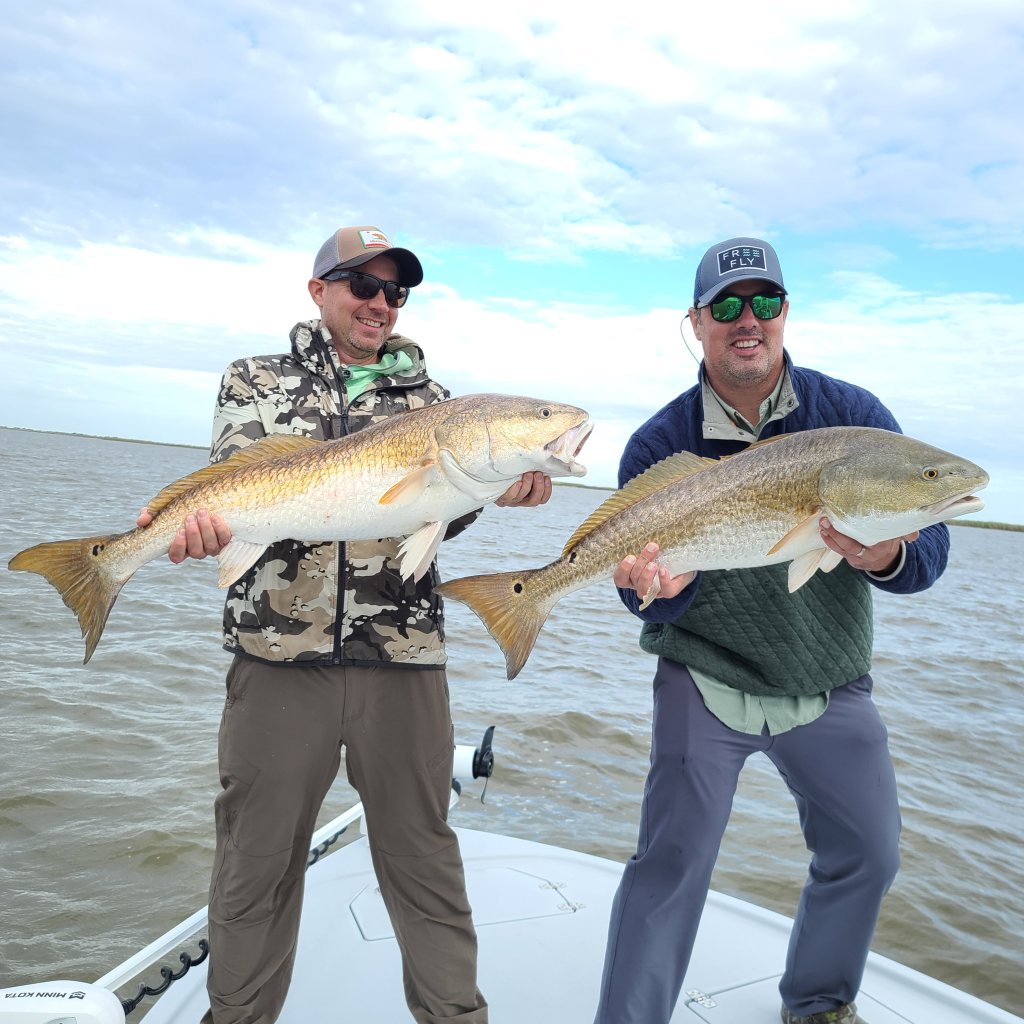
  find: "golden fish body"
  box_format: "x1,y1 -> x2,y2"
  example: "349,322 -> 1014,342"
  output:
9,393 -> 593,662
437,426 -> 989,679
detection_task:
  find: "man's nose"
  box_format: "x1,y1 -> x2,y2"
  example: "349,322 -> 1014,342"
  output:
736,302 -> 759,325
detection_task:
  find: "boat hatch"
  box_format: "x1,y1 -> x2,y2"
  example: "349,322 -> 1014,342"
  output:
351,864 -> 580,940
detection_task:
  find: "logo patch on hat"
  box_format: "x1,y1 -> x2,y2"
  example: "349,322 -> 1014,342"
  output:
717,246 -> 767,276
358,229 -> 390,250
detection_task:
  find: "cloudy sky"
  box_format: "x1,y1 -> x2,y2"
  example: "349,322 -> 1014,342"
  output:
2,0 -> 1022,524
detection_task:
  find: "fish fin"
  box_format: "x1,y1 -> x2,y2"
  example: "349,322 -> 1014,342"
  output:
146,435 -> 320,517
819,548 -> 844,574
638,571 -> 662,611
216,539 -> 269,587
787,548 -> 836,592
9,533 -> 130,663
766,512 -> 830,592
397,521 -> 448,581
766,512 -> 823,557
562,451 -> 713,555
436,568 -> 558,680
378,461 -> 439,506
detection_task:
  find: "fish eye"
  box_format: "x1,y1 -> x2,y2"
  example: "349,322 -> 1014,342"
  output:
922,467 -> 939,479
539,407 -> 552,418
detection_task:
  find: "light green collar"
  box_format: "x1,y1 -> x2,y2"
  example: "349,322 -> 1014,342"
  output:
341,350 -> 414,402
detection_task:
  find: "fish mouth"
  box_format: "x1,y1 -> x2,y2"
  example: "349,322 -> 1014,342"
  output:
922,486 -> 987,519
544,419 -> 593,478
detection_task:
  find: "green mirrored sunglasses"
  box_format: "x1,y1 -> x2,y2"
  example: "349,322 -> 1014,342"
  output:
704,293 -> 784,322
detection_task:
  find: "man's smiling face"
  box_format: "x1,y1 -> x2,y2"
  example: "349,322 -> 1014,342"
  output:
309,252 -> 400,365
689,279 -> 789,394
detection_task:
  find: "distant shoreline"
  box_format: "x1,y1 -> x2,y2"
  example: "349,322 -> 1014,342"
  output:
2,424 -> 207,451
4,424 -> 1021,532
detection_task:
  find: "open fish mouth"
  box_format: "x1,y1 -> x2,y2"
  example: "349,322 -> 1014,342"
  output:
545,419 -> 593,477
922,488 -> 987,518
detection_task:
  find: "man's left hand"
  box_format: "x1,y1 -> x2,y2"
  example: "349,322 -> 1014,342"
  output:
819,517 -> 918,575
496,472 -> 553,508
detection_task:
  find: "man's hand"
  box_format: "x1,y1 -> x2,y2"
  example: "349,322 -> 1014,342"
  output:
136,507 -> 233,564
819,517 -> 917,575
613,542 -> 695,605
495,471 -> 553,508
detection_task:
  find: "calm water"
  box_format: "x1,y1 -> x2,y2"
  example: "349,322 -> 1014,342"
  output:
1,427 -> 1022,1016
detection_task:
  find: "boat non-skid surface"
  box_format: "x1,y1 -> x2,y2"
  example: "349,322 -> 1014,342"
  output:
137,826 -> 1022,1024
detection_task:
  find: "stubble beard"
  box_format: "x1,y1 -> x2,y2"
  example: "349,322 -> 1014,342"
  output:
335,320 -> 387,363
718,339 -> 778,390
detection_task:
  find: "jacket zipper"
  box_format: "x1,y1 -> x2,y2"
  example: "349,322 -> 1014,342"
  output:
320,337 -> 349,665
315,336 -> 423,665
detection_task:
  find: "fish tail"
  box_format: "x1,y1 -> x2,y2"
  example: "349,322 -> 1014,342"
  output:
437,568 -> 557,680
8,534 -> 130,663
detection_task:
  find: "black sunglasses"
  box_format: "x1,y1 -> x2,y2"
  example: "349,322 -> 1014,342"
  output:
321,269 -> 410,309
701,293 -> 785,322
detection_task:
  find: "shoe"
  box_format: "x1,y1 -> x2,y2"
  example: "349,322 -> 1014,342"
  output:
780,1003 -> 866,1024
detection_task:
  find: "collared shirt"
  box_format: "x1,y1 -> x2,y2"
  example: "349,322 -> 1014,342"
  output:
700,365 -> 799,442
692,364 -> 829,735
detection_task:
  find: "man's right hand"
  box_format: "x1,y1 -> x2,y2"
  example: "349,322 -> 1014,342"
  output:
136,508 -> 233,564
613,542 -> 695,603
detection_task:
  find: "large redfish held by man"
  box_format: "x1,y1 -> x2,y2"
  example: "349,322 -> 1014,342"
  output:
436,426 -> 989,680
9,393 -> 592,663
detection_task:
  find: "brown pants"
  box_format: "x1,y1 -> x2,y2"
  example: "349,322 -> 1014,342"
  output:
201,658 -> 488,1024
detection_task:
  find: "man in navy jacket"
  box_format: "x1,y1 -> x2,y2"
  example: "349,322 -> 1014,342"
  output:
593,238 -> 949,1024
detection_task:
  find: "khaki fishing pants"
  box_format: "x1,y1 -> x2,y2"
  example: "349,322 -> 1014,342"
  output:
201,658 -> 488,1024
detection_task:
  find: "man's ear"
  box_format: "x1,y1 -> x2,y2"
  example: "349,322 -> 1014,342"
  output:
308,278 -> 325,308
688,306 -> 702,342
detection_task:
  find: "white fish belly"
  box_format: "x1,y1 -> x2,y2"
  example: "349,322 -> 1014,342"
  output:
222,472 -> 488,545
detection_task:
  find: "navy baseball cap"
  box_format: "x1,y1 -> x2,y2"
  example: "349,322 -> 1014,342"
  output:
693,237 -> 786,306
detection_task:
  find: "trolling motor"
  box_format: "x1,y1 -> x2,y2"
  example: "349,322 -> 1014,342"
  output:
0,980 -> 125,1024
451,725 -> 495,798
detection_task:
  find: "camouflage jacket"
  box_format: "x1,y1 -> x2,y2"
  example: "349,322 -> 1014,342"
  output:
211,319 -> 468,667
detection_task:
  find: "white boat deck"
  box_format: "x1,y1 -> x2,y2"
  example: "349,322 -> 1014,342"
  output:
3,741 -> 1019,1024
137,824 -> 1021,1024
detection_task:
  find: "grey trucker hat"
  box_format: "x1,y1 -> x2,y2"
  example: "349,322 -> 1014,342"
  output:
693,237 -> 785,306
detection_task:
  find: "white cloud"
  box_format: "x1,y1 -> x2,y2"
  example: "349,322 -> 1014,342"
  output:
3,1 -> 1023,254
1,1 -> 1021,522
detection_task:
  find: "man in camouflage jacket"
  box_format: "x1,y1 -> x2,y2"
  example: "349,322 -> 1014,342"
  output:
151,226 -> 549,1024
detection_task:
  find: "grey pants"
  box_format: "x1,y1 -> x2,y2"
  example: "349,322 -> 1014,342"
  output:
201,658 -> 487,1024
594,660 -> 901,1023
